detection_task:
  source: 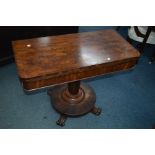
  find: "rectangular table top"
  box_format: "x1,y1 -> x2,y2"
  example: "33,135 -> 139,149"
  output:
12,30 -> 140,91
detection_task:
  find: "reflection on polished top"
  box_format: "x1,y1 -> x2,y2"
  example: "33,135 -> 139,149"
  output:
12,30 -> 140,80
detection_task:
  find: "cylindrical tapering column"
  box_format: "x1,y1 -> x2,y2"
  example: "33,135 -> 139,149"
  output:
67,81 -> 80,95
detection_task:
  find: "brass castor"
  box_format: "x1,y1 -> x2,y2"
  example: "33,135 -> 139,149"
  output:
56,115 -> 67,126
91,107 -> 102,116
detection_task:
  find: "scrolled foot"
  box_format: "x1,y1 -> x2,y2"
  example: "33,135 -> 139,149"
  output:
91,107 -> 102,116
56,115 -> 67,126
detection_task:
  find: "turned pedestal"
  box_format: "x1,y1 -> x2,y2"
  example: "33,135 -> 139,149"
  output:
48,81 -> 101,126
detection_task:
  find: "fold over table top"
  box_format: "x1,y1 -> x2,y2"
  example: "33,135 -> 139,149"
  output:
12,30 -> 140,91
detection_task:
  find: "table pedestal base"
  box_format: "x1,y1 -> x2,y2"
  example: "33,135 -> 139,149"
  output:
48,81 -> 101,126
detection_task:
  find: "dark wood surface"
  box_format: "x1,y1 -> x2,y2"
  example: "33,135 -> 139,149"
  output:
12,30 -> 140,91
0,26 -> 78,66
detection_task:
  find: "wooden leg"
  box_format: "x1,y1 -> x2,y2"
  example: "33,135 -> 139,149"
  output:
91,106 -> 102,116
68,81 -> 80,95
56,114 -> 67,126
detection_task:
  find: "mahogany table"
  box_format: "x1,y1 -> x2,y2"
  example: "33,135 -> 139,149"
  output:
12,30 -> 140,126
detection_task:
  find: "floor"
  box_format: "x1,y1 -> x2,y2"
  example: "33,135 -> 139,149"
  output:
0,26 -> 155,129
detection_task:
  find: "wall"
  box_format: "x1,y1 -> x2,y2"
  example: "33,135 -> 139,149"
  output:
79,26 -> 117,32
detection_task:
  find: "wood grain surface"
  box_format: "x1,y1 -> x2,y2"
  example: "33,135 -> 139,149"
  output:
12,30 -> 140,90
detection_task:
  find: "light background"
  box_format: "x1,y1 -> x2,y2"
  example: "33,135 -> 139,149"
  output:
0,0 -> 155,154
0,0 -> 154,25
